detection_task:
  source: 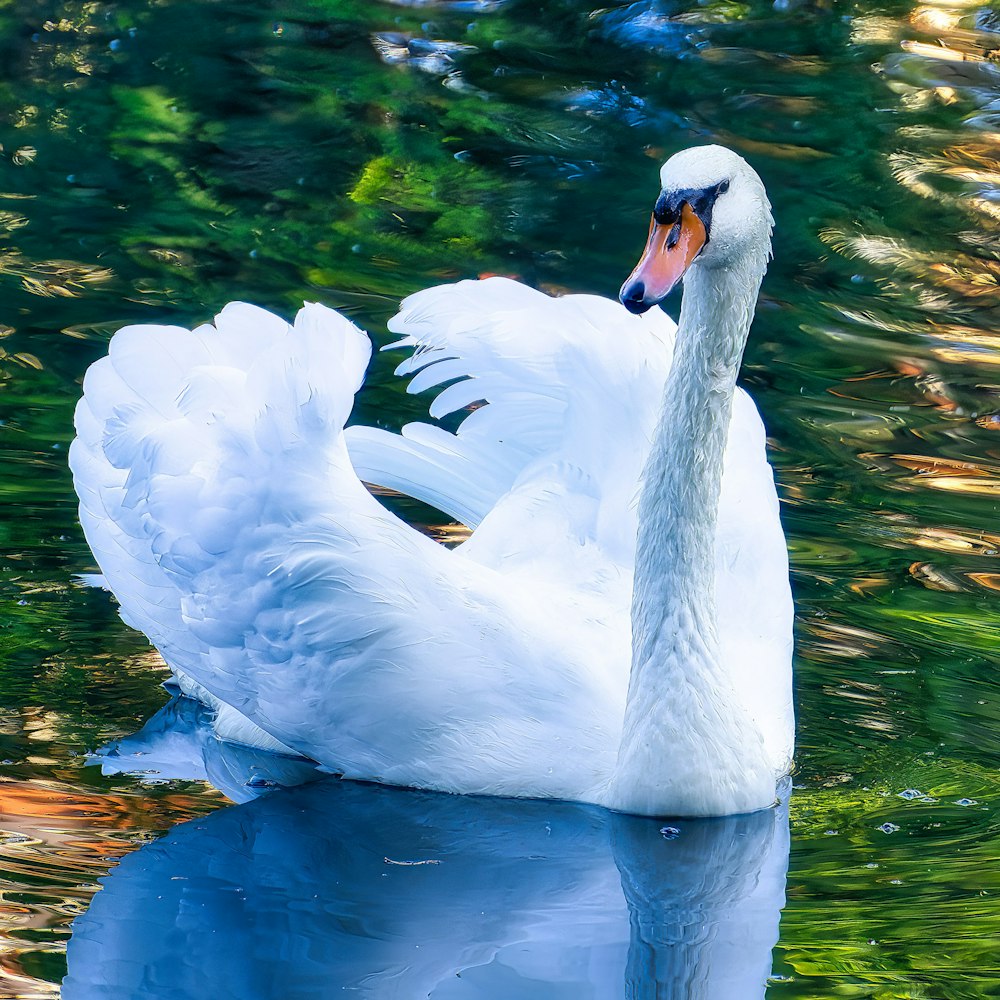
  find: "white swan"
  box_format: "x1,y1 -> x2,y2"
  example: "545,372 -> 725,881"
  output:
70,144 -> 793,817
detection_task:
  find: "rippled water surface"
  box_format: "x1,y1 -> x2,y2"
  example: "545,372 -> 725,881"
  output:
1,0 -> 999,996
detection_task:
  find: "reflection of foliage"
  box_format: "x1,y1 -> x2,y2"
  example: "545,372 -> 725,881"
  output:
345,154 -> 497,262
781,772 -> 1000,998
0,563 -> 168,765
0,0 -> 631,328
0,342 -> 41,382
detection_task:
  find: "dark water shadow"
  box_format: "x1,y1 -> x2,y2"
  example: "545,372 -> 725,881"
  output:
64,699 -> 789,999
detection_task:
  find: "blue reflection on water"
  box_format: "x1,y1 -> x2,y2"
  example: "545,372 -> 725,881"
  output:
65,700 -> 788,999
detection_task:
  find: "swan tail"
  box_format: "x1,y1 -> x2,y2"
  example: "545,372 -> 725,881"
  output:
69,302 -> 371,751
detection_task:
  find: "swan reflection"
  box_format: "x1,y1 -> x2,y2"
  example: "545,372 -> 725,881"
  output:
65,699 -> 788,999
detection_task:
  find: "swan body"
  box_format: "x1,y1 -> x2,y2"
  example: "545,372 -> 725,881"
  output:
70,145 -> 793,817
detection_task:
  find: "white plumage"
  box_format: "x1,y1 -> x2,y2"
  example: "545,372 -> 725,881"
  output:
70,145 -> 794,817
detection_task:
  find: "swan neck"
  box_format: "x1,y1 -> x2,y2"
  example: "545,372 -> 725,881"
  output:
609,254 -> 769,817
632,262 -> 758,664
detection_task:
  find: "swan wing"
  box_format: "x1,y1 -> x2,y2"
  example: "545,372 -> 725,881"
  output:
346,277 -> 676,562
69,303 -> 370,753
70,302 -> 621,799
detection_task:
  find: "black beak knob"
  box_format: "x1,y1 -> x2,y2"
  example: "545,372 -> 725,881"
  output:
619,279 -> 651,315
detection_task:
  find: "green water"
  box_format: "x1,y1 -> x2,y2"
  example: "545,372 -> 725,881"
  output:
0,0 -> 998,995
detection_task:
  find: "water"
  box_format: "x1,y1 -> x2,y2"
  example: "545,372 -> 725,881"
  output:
63,711 -> 790,998
0,0 -> 998,995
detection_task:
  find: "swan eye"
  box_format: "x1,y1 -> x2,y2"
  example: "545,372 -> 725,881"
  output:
652,193 -> 677,226
653,181 -> 728,235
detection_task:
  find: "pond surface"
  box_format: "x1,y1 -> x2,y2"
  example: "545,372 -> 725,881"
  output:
0,0 -> 999,996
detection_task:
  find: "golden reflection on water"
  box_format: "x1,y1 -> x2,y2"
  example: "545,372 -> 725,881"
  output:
900,524 -> 1000,555
366,485 -> 474,546
1,194 -> 114,304
0,778 -> 227,996
804,618 -> 898,661
0,253 -> 114,301
803,0 -> 1000,624
880,452 -> 1000,496
0,640 -> 227,994
0,348 -> 42,377
826,0 -> 1000,367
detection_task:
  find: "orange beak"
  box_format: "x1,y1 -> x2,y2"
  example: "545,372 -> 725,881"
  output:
619,202 -> 707,314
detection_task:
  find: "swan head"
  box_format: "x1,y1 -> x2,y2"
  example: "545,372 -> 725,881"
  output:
619,145 -> 773,315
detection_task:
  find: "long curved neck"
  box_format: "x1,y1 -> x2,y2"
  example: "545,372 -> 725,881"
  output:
631,262 -> 759,666
610,253 -> 769,817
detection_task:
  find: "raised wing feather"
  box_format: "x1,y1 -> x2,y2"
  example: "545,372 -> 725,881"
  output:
70,300 -> 623,796
70,303 -> 371,754
346,277 -> 676,555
